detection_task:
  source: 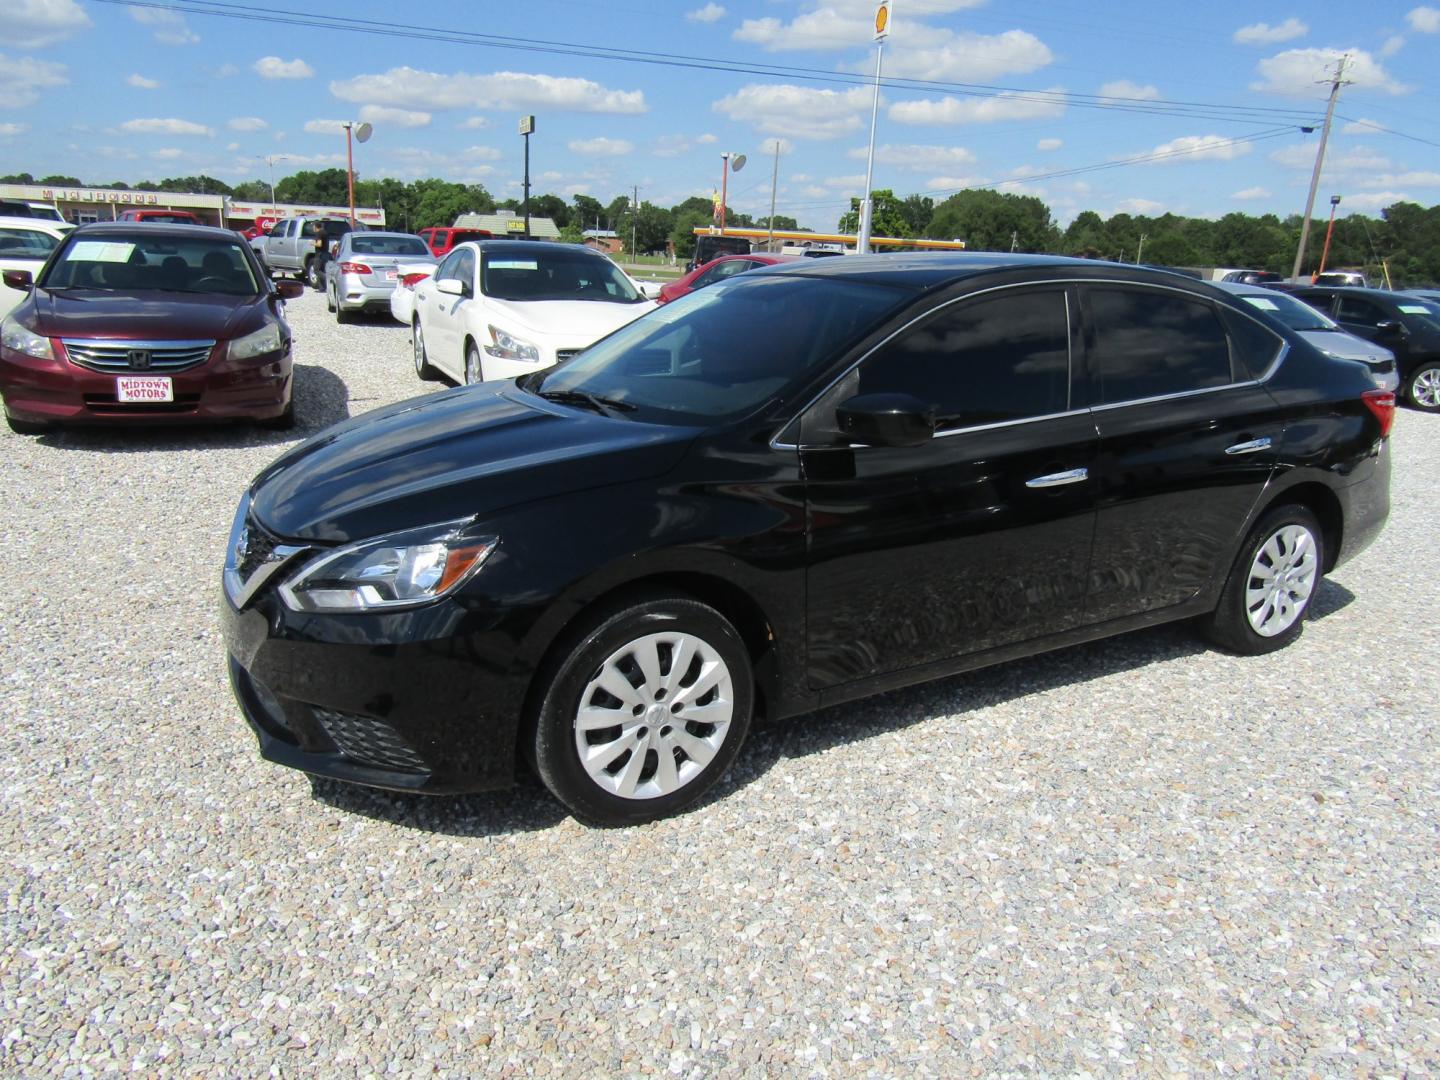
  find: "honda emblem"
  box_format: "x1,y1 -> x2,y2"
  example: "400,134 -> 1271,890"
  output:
127,349 -> 152,371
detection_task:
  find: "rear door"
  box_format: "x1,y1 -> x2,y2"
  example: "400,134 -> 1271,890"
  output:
803,283 -> 1098,688
1078,283 -> 1286,624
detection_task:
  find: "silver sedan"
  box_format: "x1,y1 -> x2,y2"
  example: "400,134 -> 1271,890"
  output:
324,231 -> 434,322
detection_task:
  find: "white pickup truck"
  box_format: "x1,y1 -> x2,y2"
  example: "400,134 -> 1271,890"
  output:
257,216 -> 361,290
0,215 -> 71,318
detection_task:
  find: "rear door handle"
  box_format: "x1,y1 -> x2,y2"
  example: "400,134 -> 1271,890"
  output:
1026,467 -> 1088,488
1225,437 -> 1272,455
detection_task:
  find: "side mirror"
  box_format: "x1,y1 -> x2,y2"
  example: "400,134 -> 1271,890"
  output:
274,280 -> 305,300
2,269 -> 33,291
436,278 -> 469,298
836,393 -> 936,448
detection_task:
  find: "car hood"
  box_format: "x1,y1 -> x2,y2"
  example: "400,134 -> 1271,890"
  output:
1298,328 -> 1395,365
24,288 -> 264,341
249,383 -> 695,543
484,296 -> 656,342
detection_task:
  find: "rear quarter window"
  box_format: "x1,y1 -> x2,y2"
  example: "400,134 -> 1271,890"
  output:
1085,286 -> 1234,405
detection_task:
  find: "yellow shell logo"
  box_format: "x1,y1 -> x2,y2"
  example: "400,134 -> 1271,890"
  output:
875,3 -> 889,34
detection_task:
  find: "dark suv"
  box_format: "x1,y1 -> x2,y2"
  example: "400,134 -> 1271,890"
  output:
1291,286 -> 1440,411
222,255 -> 1392,825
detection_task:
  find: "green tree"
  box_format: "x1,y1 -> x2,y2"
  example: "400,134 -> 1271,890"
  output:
927,189 -> 1057,251
275,168 -> 350,205
669,196 -> 715,260
529,194 -> 569,229
230,180 -> 271,201
409,179 -> 493,230
38,174 -> 81,186
898,195 -> 934,237
757,215 -> 799,231
155,175 -> 232,195
837,188 -> 911,238
0,173 -> 34,184
572,194 -> 604,231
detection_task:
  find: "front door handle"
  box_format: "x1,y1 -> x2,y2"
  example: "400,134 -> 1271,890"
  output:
1225,437 -> 1272,455
1026,467 -> 1088,489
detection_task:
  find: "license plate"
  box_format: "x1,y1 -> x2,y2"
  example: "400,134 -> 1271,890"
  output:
385,270 -> 397,281
116,376 -> 173,403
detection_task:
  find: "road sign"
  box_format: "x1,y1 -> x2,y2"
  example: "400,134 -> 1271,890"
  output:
518,115 -> 535,135
874,1 -> 890,40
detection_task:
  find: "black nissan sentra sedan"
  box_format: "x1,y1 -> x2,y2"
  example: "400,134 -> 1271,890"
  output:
222,254 -> 1393,825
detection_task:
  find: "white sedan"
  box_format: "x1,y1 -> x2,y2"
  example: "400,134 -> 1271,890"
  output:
0,216 -> 72,318
409,240 -> 657,385
388,261 -> 438,325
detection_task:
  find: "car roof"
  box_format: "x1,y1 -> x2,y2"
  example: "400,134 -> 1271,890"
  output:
69,221 -> 243,241
461,239 -> 610,257
0,214 -> 68,232
759,251 -> 1189,290
1213,281 -> 1285,298
345,230 -> 424,240
709,253 -> 803,264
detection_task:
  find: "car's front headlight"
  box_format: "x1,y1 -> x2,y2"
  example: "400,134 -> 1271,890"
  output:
229,321 -> 283,361
0,315 -> 53,360
279,521 -> 497,613
485,324 -> 540,362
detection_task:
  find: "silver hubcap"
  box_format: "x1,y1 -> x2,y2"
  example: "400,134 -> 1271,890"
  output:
574,632 -> 734,800
1245,524 -> 1318,637
413,324 -> 424,371
466,348 -> 480,384
1413,368 -> 1440,408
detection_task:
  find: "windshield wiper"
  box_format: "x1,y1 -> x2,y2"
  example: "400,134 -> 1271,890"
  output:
537,388 -> 636,415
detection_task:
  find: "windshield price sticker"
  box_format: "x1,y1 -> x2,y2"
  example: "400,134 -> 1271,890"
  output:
116,376 -> 173,403
489,260 -> 538,270
69,241 -> 137,263
1243,297 -> 1280,311
1398,305 -> 1431,314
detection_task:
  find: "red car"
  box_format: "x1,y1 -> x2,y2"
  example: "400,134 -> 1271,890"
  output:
0,222 -> 304,432
657,253 -> 802,304
118,209 -> 205,225
418,226 -> 493,259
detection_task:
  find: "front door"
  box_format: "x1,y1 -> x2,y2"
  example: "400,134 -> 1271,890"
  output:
803,284 -> 1098,689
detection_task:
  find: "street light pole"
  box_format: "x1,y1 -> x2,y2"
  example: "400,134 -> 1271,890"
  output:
1317,194 -> 1342,278
857,0 -> 891,254
720,152 -> 730,232
344,122 -> 356,225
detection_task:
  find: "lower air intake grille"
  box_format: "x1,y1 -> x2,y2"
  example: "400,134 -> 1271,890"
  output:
312,708 -> 428,774
555,349 -> 581,363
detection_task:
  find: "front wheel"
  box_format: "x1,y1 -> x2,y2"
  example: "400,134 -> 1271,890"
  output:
1407,362 -> 1440,412
412,319 -> 439,381
465,341 -> 485,385
531,594 -> 754,826
1199,504 -> 1324,655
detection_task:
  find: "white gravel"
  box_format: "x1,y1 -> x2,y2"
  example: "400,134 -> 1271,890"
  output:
2,289 -> 1438,1076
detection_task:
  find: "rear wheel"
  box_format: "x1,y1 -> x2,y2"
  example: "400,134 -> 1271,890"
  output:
412,319 -> 439,381
465,341 -> 485,385
531,594 -> 753,826
1199,504 -> 1324,655
1407,362 -> 1440,412
325,281 -> 336,312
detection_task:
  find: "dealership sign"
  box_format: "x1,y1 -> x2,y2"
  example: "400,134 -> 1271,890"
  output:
41,188 -> 167,205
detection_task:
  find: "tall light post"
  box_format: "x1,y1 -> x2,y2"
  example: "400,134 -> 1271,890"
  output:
263,154 -> 289,211
519,115 -> 535,239
767,139 -> 783,251
857,0 -> 891,254
1316,194 -> 1342,279
718,152 -> 746,233
342,121 -> 373,226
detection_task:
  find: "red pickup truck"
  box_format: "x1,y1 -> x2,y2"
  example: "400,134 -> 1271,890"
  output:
117,209 -> 204,225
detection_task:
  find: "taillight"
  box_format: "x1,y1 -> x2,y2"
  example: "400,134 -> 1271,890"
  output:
339,261 -> 372,275
1361,388 -> 1396,437
400,273 -> 430,289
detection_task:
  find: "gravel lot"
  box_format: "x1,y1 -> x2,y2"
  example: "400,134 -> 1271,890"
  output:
2,288 -> 1438,1076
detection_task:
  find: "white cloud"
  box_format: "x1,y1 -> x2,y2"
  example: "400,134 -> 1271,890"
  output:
226,141 -> 239,151
1037,138 -> 1062,151
1138,133 -> 1252,163
119,117 -> 215,137
687,3 -> 726,22
331,67 -> 646,114
6,0 -> 91,48
696,133 -> 718,144
1407,6 -> 1440,32
254,56 -> 314,80
359,104 -> 431,128
152,148 -> 185,160
890,89 -> 1065,125
713,84 -> 872,139
215,63 -> 239,78
1114,198 -> 1165,215
1358,170 -> 1440,188
1251,48 -> 1407,96
735,0 -> 985,51
652,134 -> 692,158
1098,80 -> 1160,100
126,73 -> 160,90
924,175 -> 985,190
129,7 -> 198,45
845,143 -> 976,170
569,136 -> 634,155
459,116 -> 491,129
228,116 -> 268,132
1231,186 -> 1271,199
881,30 -> 1052,81
1233,18 -> 1307,45
0,123 -> 27,137
1380,34 -> 1406,56
461,145 -> 502,161
823,174 -> 866,187
1270,143 -> 1391,171
1341,190 -> 1413,211
1342,117 -> 1384,134
0,54 -> 67,109
303,119 -> 348,136
760,137 -> 794,155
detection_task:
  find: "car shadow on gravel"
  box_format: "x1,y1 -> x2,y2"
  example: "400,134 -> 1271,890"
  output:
27,363 -> 351,453
301,578 -> 1361,835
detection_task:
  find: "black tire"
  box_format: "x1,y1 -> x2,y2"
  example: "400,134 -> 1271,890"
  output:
305,258 -> 322,290
1406,361 -> 1440,412
465,340 -> 485,385
6,414 -> 51,435
1199,504 -> 1325,656
325,282 -> 335,312
257,398 -> 296,431
412,319 -> 439,381
531,593 -> 754,826
335,302 -> 351,325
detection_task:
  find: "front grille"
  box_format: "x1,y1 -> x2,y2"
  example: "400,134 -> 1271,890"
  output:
63,338 -> 215,374
555,349 -> 581,363
312,708 -> 429,774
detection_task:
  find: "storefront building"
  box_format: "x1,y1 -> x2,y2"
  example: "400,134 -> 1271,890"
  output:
0,183 -> 383,232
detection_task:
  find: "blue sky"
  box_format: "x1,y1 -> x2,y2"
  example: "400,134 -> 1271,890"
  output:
2,0 -> 1437,229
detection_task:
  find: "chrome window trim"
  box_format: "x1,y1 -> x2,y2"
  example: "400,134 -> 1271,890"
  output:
771,276 -> 1290,450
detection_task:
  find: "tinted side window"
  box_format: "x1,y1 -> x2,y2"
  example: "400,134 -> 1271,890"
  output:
1219,306 -> 1285,381
858,288 -> 1071,430
435,249 -> 463,280
1335,296 -> 1384,325
1086,287 -> 1232,405
453,249 -> 475,287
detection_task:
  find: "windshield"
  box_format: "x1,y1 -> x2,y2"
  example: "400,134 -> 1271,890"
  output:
40,233 -> 261,295
0,226 -> 60,259
525,274 -> 911,425
350,234 -> 431,257
132,213 -> 195,224
1239,291 -> 1337,332
482,249 -> 643,303
302,219 -> 351,239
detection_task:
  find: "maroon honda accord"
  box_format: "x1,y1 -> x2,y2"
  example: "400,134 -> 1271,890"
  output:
0,222 -> 304,433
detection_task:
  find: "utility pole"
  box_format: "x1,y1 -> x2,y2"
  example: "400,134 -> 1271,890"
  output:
768,141 -> 781,252
1291,55 -> 1350,281
1009,230 -> 1018,253
631,184 -> 639,258
1136,233 -> 1147,264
